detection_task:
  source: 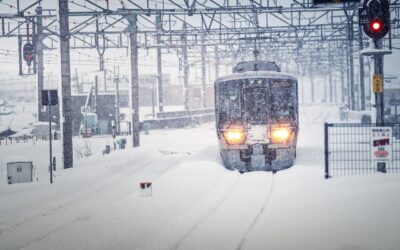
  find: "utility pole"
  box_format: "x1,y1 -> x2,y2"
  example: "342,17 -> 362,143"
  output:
156,13 -> 164,112
127,14 -> 140,147
36,6 -> 44,122
201,34 -> 207,108
59,0 -> 73,169
182,22 -> 189,112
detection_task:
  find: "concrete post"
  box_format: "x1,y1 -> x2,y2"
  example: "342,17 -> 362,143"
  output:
58,0 -> 73,168
201,34 -> 207,108
127,14 -> 140,147
36,7 -> 45,122
156,13 -> 164,112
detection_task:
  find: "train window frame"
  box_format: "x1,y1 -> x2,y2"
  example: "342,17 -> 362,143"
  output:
270,79 -> 297,121
216,80 -> 243,124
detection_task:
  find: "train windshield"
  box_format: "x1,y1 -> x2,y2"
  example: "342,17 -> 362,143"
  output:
216,78 -> 297,124
270,80 -> 296,121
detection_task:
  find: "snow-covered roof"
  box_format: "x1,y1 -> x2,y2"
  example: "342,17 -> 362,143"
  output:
32,121 -> 57,127
214,70 -> 297,84
2,155 -> 33,164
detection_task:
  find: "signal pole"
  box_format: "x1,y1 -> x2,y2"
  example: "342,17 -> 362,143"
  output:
373,39 -> 385,125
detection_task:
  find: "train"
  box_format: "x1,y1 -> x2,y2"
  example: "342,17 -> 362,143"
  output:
214,61 -> 299,172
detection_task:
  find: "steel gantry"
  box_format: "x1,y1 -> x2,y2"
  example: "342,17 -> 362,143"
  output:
1,0 -> 400,169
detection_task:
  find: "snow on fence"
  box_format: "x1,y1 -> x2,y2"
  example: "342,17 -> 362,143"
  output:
324,123 -> 400,178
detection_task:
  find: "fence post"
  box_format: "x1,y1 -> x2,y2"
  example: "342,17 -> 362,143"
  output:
324,122 -> 330,179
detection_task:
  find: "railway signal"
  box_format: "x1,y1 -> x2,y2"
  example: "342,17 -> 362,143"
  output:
22,42 -> 34,66
362,0 -> 390,39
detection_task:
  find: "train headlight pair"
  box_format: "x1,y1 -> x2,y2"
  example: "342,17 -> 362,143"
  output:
270,127 -> 292,144
223,125 -> 246,145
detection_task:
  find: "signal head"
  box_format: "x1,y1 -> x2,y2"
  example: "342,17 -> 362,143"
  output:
370,19 -> 382,32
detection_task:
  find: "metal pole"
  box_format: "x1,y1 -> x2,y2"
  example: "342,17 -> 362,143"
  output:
32,18 -> 37,75
47,91 -> 53,184
93,75 -> 98,112
127,14 -> 140,147
59,0 -> 73,169
214,46 -> 220,79
201,34 -> 207,108
324,122 -> 330,179
333,79 -> 337,103
103,68 -> 108,93
359,23 -> 366,110
323,75 -> 327,103
374,39 -> 385,125
183,23 -> 189,112
151,83 -> 155,118
156,13 -> 164,112
310,63 -> 315,103
349,38 -> 356,110
340,66 -> 345,104
346,13 -> 356,110
328,49 -> 333,103
36,7 -> 44,122
114,65 -> 121,135
18,35 -> 22,75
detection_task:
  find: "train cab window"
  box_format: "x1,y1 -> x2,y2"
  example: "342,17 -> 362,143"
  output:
217,81 -> 242,123
271,80 -> 296,120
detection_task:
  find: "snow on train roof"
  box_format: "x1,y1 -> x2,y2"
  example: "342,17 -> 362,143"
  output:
214,70 -> 297,84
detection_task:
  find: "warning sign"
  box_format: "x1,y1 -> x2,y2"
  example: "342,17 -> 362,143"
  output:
373,74 -> 383,93
371,127 -> 392,171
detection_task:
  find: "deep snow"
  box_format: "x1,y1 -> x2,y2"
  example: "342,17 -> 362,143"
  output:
0,104 -> 400,250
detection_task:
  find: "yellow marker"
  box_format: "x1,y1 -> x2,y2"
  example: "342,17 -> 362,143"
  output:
373,74 -> 383,93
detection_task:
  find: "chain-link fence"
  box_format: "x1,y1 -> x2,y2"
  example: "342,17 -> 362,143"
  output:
324,123 -> 400,178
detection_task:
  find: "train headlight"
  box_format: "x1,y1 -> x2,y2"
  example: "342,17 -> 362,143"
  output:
223,125 -> 246,145
270,127 -> 292,144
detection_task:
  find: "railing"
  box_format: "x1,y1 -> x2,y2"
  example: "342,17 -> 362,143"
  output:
324,123 -> 400,178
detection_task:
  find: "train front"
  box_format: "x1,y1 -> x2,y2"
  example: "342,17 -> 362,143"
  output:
214,61 -> 298,172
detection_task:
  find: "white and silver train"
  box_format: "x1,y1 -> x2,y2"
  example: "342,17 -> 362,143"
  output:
214,61 -> 299,172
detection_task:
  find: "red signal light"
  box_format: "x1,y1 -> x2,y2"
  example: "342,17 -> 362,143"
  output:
370,20 -> 382,32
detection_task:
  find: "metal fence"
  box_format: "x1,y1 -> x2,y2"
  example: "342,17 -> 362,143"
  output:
324,123 -> 400,178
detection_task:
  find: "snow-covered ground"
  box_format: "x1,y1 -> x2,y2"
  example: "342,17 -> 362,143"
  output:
1,104 -> 400,250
